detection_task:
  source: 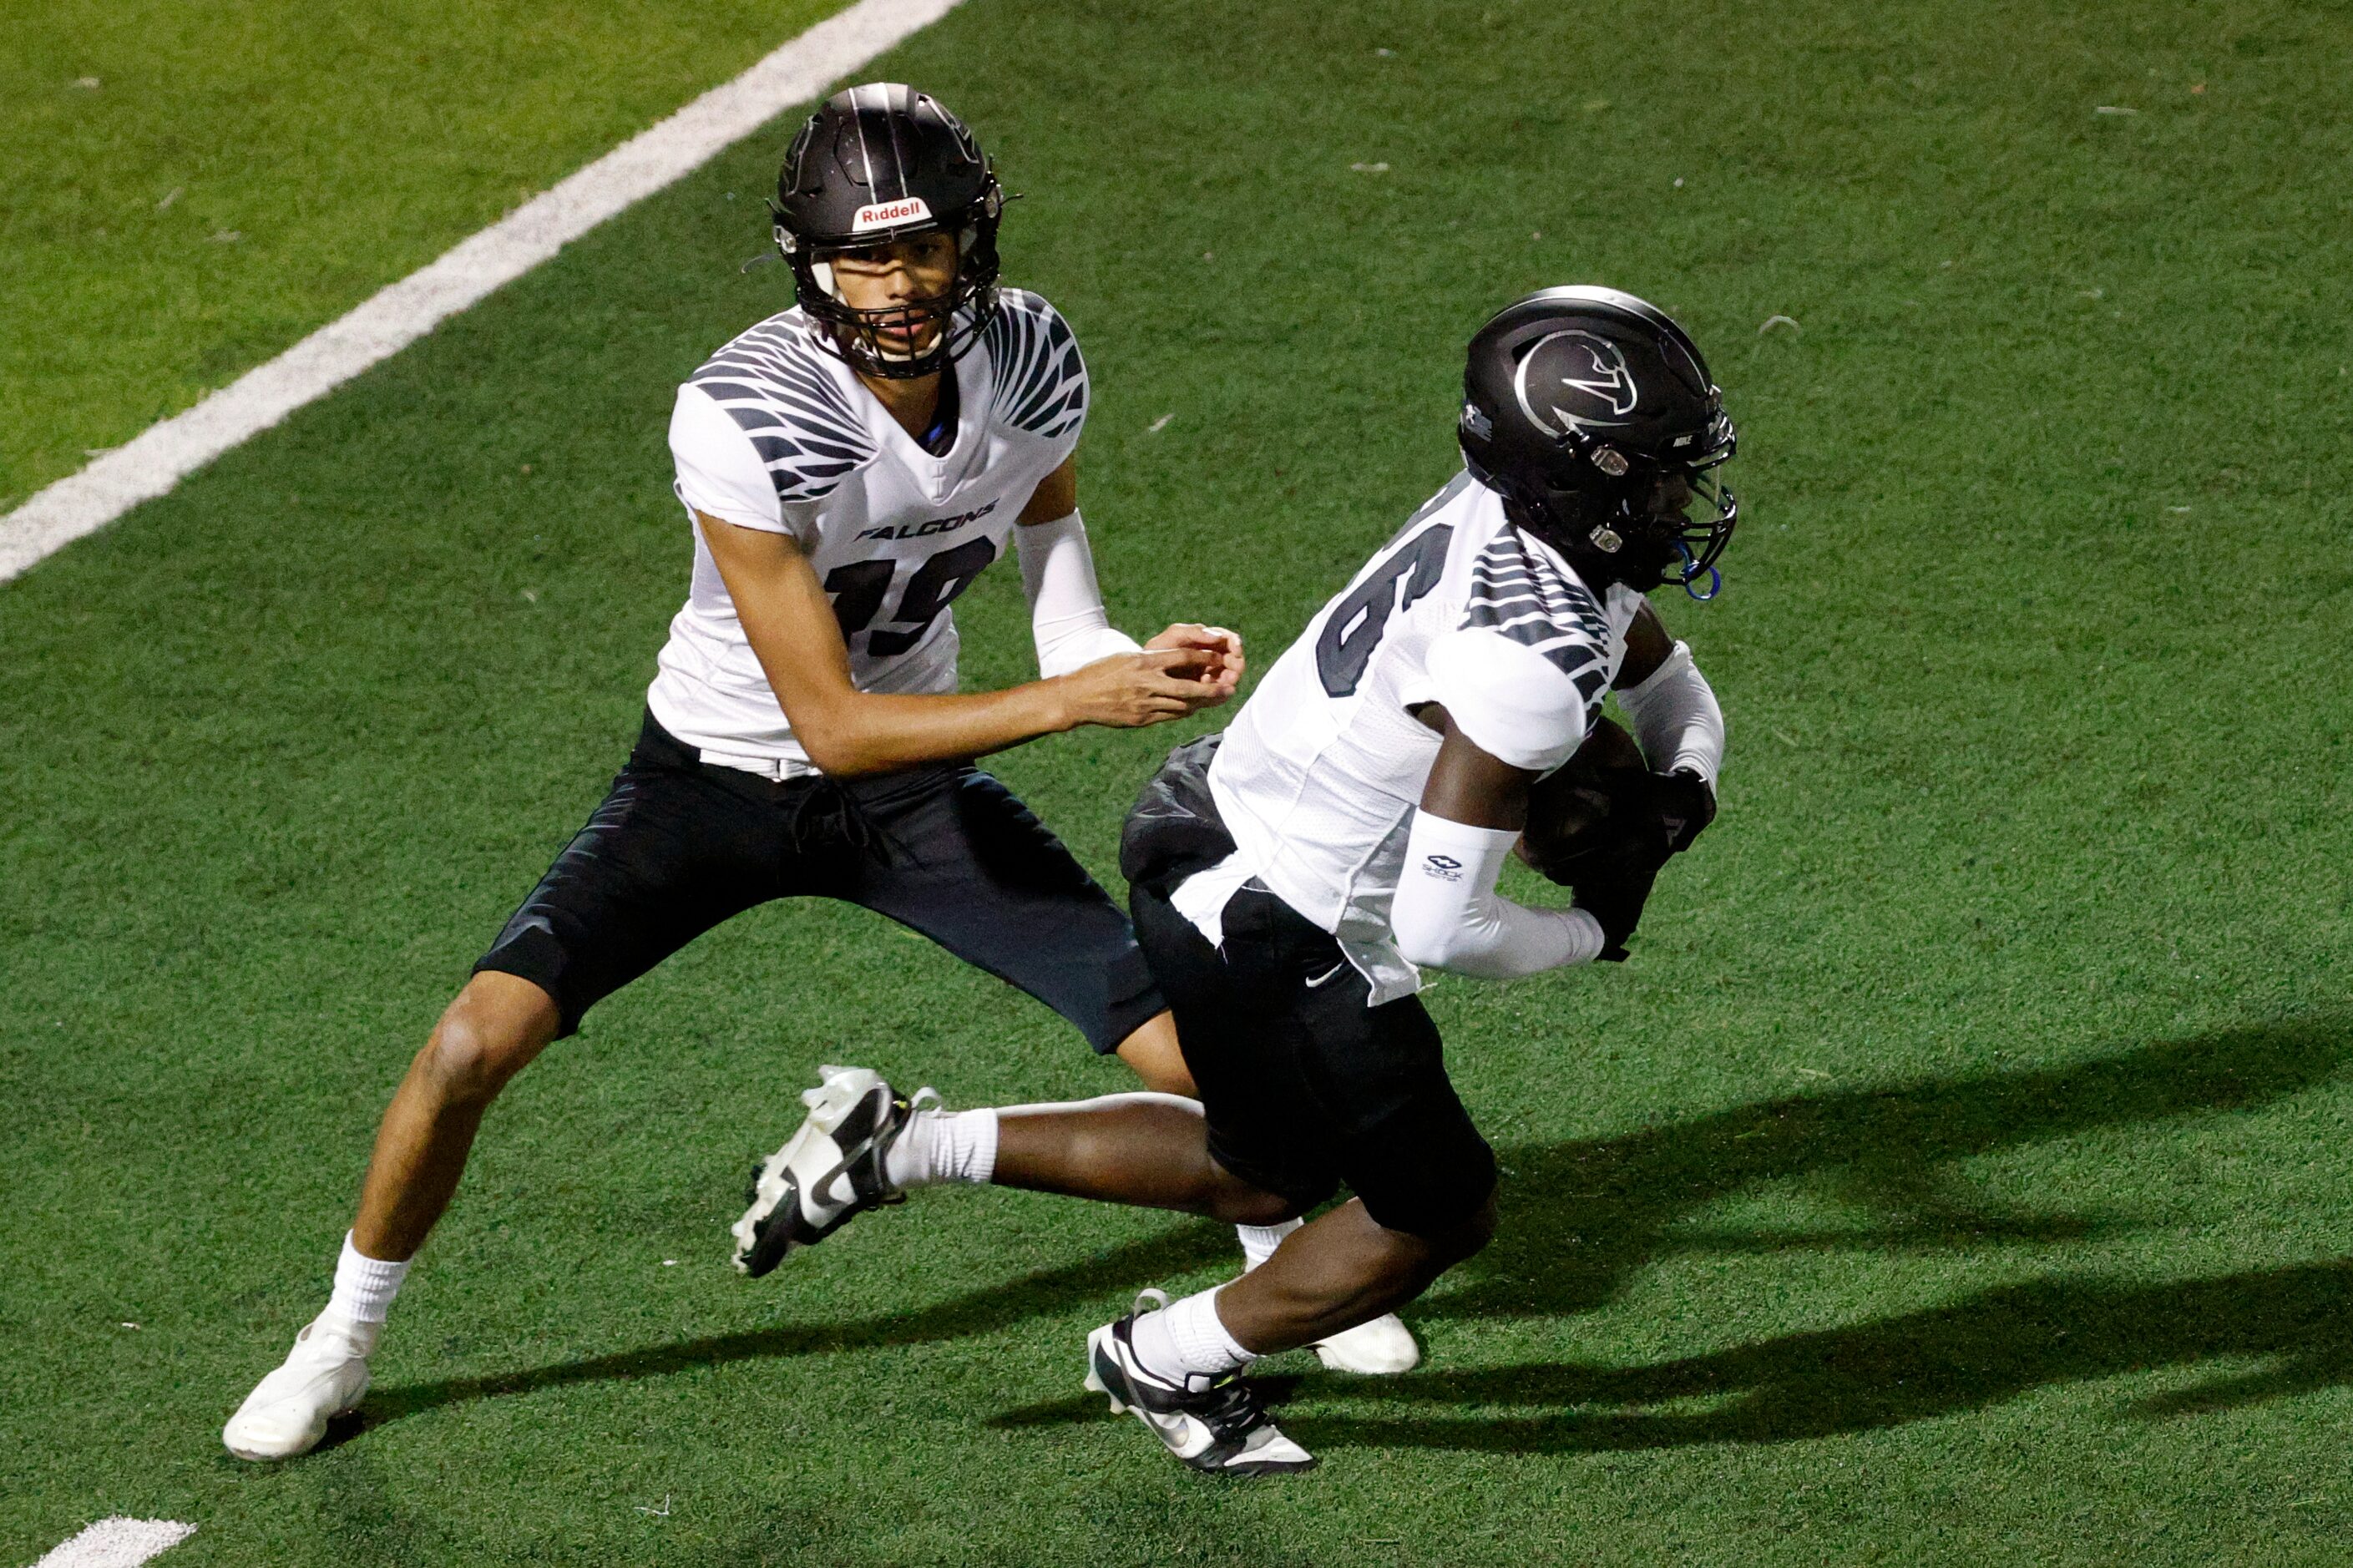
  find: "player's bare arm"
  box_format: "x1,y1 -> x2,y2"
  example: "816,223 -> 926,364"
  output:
1410,701 -> 1532,829
698,509 -> 1221,776
1615,598 -> 1673,689
1391,708 -> 1611,973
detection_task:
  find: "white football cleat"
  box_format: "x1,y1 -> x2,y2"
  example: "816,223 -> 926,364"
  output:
222,1308 -> 376,1461
731,1065 -> 933,1277
1312,1312 -> 1421,1374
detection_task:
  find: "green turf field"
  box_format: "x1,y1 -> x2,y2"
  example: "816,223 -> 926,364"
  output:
0,0 -> 844,506
4,0 -> 2350,1562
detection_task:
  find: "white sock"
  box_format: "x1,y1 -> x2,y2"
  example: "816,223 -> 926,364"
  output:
1236,1217 -> 1301,1271
883,1107 -> 999,1189
1129,1285 -> 1252,1383
326,1232 -> 410,1327
883,1093 -> 1193,1189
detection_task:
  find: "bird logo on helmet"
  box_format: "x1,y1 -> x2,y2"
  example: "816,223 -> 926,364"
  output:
1459,286 -> 1741,599
1514,330 -> 1641,433
767,83 -> 1008,379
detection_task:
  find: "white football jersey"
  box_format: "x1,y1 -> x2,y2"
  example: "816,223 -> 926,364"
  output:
1198,471 -> 1646,1003
649,290 -> 1087,772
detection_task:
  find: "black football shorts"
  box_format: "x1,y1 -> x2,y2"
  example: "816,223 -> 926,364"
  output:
1121,737 -> 1498,1238
474,711 -> 1164,1050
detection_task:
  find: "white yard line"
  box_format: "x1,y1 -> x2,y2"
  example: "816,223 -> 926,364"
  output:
0,0 -> 966,585
28,1520 -> 195,1568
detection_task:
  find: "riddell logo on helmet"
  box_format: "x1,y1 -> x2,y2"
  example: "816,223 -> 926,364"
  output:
852,197 -> 933,231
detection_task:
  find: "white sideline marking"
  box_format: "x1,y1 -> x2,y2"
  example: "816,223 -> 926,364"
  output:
28,1519 -> 195,1568
0,0 -> 965,585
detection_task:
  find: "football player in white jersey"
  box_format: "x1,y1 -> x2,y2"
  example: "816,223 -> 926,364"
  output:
726,287 -> 1738,1474
225,84 -> 1407,1464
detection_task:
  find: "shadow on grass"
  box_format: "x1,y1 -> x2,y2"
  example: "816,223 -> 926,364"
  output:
1291,1258 -> 2353,1452
991,1260 -> 2353,1449
1447,1012 -> 2348,1323
346,1219 -> 1237,1438
357,1012 -> 2345,1444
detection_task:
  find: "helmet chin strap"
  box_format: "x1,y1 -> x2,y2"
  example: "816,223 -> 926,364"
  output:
1674,539 -> 1724,601
1581,503 -> 1725,601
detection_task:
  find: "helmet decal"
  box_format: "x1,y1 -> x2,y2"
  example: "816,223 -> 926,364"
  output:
1514,329 -> 1639,436
852,196 -> 933,231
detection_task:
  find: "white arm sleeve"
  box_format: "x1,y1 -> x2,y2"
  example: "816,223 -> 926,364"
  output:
1392,811 -> 1606,978
1615,640 -> 1725,783
1015,509 -> 1143,678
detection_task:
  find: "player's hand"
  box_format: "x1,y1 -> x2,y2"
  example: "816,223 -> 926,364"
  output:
1054,646 -> 1227,730
1653,768 -> 1716,854
1573,854 -> 1660,963
1144,624 -> 1245,701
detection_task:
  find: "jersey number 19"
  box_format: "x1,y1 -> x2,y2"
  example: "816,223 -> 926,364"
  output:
825,536 -> 998,658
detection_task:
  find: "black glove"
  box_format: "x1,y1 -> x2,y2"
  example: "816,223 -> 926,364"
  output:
1536,770 -> 1713,961
1650,768 -> 1717,855
1571,849 -> 1660,962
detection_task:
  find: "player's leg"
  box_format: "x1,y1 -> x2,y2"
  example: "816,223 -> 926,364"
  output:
218,972 -> 559,1463
1157,887 -> 1500,1363
1103,877 -> 1455,1369
1210,1191 -> 1495,1353
732,1074 -> 1298,1274
835,766 -> 1171,1068
351,971 -> 561,1261
985,1093 -> 1288,1218
1108,1009 -> 1197,1099
730,790 -> 1308,1259
226,715 -> 778,1461
721,1059 -> 1319,1475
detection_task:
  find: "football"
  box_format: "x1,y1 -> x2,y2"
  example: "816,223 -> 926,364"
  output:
1516,715 -> 1649,883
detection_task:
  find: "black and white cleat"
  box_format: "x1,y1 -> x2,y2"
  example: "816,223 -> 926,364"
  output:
731,1065 -> 933,1277
1084,1290 -> 1317,1477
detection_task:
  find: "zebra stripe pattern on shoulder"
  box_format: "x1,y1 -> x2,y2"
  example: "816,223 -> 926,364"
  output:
1461,532 -> 1612,708
690,314 -> 873,504
984,290 -> 1087,441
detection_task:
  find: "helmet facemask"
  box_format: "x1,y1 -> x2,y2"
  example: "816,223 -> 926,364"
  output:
773,185 -> 1004,380
1505,411 -> 1739,596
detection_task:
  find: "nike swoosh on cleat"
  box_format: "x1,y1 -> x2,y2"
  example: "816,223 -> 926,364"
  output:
1304,963 -> 1347,989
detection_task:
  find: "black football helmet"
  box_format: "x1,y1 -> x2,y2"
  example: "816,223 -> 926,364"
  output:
1458,286 -> 1738,595
771,83 -> 1005,378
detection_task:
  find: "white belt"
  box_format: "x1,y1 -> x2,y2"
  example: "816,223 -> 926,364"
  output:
696,746 -> 823,782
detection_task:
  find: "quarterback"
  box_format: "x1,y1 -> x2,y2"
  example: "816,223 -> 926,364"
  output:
225,85 -> 1411,1463
729,286 -> 1739,1473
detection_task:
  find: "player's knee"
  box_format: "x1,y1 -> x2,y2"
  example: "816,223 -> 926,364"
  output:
1384,1188 -> 1496,1270
421,984 -> 551,1104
